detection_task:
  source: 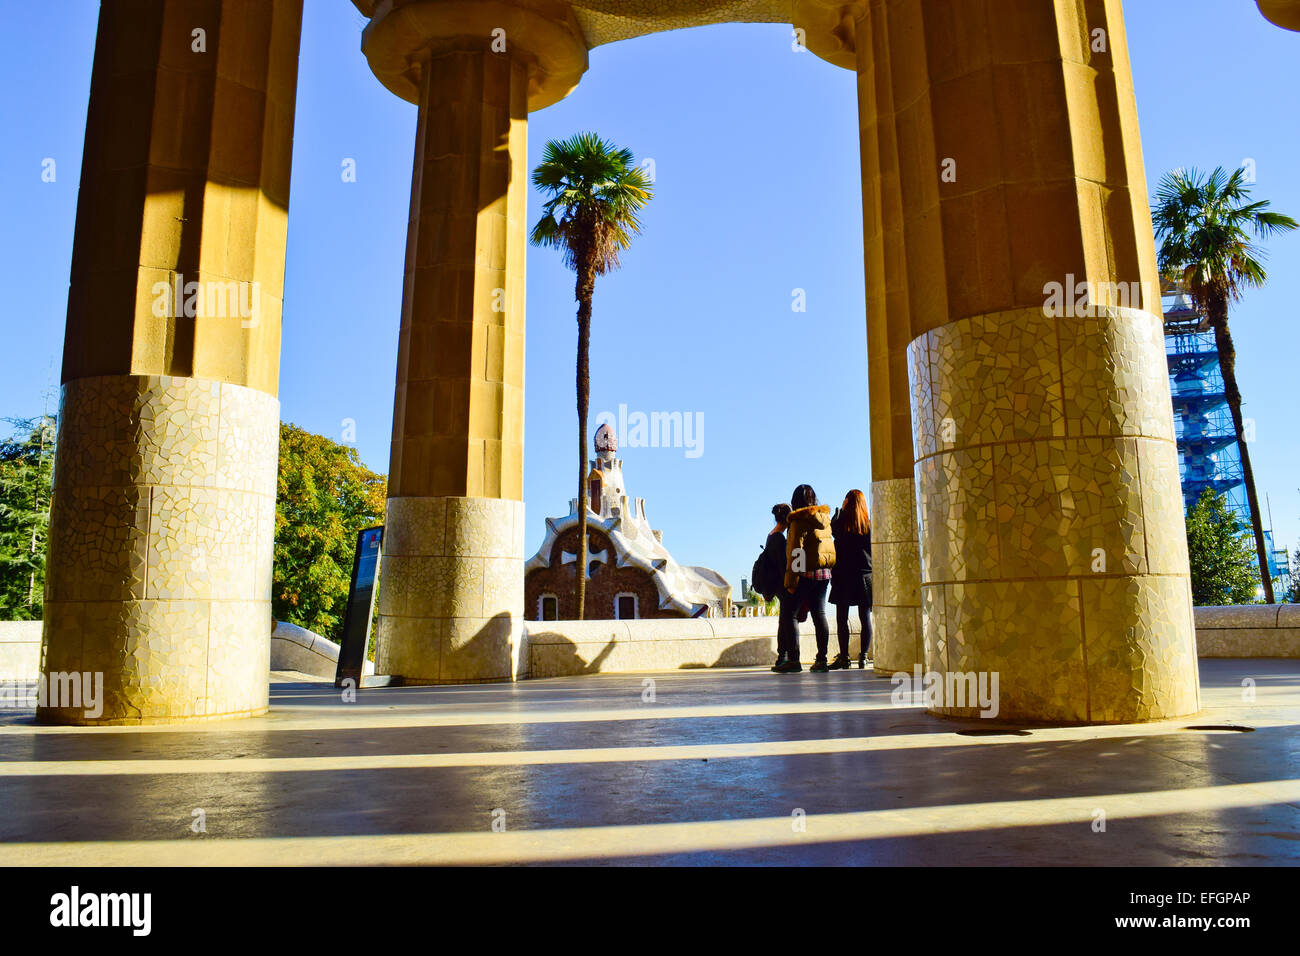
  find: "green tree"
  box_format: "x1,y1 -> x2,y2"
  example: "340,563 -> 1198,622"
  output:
274,423 -> 386,642
1185,489 -> 1259,606
529,132 -> 653,619
0,417 -> 56,620
1290,547 -> 1300,604
1153,166 -> 1298,603
743,587 -> 776,617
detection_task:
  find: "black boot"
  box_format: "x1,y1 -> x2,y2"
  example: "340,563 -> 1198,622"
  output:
810,656 -> 830,673
774,658 -> 803,673
770,651 -> 787,673
828,653 -> 850,670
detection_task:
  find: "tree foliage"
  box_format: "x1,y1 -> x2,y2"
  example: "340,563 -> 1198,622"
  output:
1185,489 -> 1259,606
743,587 -> 777,616
0,417 -> 56,620
273,423 -> 386,641
1153,166 -> 1297,306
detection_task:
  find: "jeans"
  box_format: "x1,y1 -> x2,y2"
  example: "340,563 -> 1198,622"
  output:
775,590 -> 797,661
836,602 -> 872,658
779,576 -> 831,662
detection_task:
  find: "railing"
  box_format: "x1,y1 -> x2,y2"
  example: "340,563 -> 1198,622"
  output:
1165,329 -> 1216,356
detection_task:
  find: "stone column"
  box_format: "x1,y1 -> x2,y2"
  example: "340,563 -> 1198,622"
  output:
876,0 -> 1199,722
869,479 -> 922,672
39,1 -> 303,724
853,3 -> 922,676
360,1 -> 586,683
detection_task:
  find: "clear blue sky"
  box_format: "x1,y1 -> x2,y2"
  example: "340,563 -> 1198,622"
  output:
3,1 -> 1298,595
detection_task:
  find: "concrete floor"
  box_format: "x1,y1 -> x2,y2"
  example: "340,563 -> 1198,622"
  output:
1,659 -> 1297,865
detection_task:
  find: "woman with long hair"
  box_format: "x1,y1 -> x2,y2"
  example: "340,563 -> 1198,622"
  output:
829,489 -> 873,668
776,484 -> 836,673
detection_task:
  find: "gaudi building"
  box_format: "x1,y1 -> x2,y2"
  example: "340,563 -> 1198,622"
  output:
523,424 -> 732,622
38,1 -> 1300,726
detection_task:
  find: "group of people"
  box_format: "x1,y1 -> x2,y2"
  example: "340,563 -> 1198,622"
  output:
751,484 -> 873,673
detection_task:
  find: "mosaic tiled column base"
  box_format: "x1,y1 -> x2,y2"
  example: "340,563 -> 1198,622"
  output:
870,478 -> 922,677
377,496 -> 526,684
909,306 -> 1200,724
39,375 -> 279,725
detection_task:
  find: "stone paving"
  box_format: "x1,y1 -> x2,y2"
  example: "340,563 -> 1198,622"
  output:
0,659 -> 1296,865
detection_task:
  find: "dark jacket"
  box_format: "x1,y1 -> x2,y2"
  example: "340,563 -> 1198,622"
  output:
784,505 -> 836,591
758,530 -> 786,600
829,524 -> 872,607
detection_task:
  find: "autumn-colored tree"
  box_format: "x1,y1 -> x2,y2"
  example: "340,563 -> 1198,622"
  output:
274,423 -> 386,641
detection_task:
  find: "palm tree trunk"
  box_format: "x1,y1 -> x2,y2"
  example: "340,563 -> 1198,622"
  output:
574,261 -> 596,620
1209,294 -> 1275,603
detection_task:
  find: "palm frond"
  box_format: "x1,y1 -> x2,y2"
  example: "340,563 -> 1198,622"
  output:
1152,164 -> 1296,308
528,131 -> 656,280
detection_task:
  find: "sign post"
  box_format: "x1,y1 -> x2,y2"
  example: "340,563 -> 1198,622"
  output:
335,525 -> 383,689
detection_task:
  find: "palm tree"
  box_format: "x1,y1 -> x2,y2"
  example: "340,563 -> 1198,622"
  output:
529,133 -> 653,619
1153,166 -> 1298,603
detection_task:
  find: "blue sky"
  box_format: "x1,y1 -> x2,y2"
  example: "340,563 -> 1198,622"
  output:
3,1 -> 1298,595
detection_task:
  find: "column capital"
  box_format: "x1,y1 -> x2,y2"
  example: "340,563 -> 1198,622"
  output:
1258,0 -> 1300,31
792,0 -> 866,69
359,0 -> 588,110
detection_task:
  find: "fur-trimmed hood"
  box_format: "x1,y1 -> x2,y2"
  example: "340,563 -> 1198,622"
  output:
788,504 -> 831,529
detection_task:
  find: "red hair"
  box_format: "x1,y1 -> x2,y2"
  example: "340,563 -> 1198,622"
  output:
840,489 -> 870,535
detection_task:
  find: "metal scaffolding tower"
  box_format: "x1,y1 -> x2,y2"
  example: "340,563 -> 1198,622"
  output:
1163,288 -> 1292,593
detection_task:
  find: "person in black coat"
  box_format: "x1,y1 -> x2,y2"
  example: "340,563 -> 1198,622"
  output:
829,489 -> 873,669
764,503 -> 796,671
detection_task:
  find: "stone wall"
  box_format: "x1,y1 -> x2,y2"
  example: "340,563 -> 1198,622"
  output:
1,620 -> 370,685
0,622 -> 42,682
524,604 -> 1300,679
524,616 -> 866,678
4,605 -> 1296,686
1195,605 -> 1300,658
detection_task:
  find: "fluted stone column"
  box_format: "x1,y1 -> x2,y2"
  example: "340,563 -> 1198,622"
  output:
861,0 -> 1199,723
40,0 -> 303,724
853,3 -> 921,676
362,2 -> 586,683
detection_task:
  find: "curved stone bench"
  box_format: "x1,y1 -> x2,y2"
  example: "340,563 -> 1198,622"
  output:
0,619 -> 373,686
523,616 -> 866,678
0,621 -> 42,682
1,607 -> 1293,686
1194,605 -> 1300,658
524,607 -> 1300,677
271,621 -> 376,679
